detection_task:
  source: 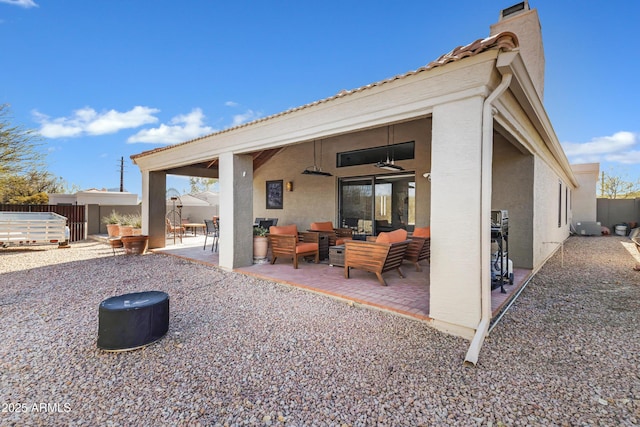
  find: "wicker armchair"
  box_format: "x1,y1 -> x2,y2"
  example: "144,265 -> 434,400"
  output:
404,227 -> 431,272
268,224 -> 319,269
344,229 -> 411,286
309,221 -> 353,246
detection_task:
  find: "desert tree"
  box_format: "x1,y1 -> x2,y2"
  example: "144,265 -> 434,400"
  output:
0,104 -> 76,204
0,103 -> 44,176
189,177 -> 218,193
599,169 -> 639,199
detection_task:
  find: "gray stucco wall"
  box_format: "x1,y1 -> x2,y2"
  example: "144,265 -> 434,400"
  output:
597,198 -> 640,231
492,133 -> 534,269
88,205 -> 142,235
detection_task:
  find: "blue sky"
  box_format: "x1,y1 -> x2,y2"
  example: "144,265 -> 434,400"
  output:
1,0 -> 638,196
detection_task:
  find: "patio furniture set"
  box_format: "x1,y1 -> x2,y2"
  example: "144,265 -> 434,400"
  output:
166,215 -> 431,286
165,216 -> 219,251
267,221 -> 431,286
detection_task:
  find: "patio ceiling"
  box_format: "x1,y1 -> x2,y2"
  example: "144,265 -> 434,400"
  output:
164,147 -> 283,178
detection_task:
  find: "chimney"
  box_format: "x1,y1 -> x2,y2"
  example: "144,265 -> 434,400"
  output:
490,1 -> 545,100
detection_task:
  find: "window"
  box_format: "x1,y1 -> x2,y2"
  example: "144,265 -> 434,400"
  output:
558,181 -> 562,228
337,141 -> 415,168
565,187 -> 569,225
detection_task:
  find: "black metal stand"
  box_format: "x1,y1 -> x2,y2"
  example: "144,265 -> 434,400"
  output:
167,197 -> 182,244
491,210 -> 511,294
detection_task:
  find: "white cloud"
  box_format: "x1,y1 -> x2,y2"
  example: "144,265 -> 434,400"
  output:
230,109 -> 261,127
225,101 -> 239,107
604,151 -> 640,165
34,106 -> 159,139
127,108 -> 214,144
562,131 -> 636,156
562,131 -> 639,164
0,0 -> 38,7
85,107 -> 159,135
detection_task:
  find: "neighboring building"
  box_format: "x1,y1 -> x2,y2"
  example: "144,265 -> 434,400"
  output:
571,163 -> 600,224
166,193 -> 219,223
48,189 -> 140,237
192,190 -> 219,208
48,189 -> 139,206
131,2 -> 577,359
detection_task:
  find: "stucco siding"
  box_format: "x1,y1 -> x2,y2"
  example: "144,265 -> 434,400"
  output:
219,153 -> 254,269
571,163 -> 599,223
493,84 -> 573,270
533,156 -> 570,268
429,96 -> 484,335
492,133 -> 534,269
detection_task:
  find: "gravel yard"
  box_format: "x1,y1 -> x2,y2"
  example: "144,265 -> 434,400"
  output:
1,236 -> 638,426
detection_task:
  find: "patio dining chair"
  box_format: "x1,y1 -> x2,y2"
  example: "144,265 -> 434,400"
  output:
259,219 -> 277,229
203,219 -> 219,252
166,217 -> 185,237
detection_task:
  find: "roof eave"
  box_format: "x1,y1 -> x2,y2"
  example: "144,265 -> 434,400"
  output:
496,51 -> 578,188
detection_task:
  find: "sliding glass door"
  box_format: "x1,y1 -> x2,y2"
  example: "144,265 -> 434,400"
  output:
339,173 -> 415,237
339,177 -> 374,236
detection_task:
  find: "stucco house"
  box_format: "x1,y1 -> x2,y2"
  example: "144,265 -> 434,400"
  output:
48,189 -> 139,206
570,163 -> 600,224
131,2 -> 578,363
166,193 -> 219,225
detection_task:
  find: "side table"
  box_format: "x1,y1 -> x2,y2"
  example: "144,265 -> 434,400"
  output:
329,245 -> 345,267
307,230 -> 330,260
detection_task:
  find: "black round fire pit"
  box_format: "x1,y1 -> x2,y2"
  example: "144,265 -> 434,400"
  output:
97,291 -> 169,351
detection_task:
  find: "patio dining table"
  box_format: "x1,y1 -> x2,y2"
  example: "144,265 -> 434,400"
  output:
183,223 -> 206,236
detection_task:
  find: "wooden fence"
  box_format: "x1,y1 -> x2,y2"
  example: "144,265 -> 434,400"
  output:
0,204 -> 85,242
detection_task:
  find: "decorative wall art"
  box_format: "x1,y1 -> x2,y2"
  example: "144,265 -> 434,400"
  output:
266,180 -> 283,209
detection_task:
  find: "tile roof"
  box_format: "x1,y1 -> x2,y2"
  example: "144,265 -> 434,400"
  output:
131,31 -> 519,161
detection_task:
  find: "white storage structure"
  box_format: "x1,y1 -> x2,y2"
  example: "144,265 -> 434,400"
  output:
0,212 -> 67,247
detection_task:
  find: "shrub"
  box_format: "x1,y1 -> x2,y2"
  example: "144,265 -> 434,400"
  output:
102,210 -> 121,225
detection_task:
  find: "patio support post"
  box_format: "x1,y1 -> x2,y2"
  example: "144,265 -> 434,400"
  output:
144,170 -> 167,249
218,152 -> 254,270
429,96 -> 485,339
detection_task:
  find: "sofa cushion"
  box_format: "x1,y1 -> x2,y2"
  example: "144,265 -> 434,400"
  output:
310,221 -> 334,232
270,224 -> 298,236
376,228 -> 408,243
295,242 -> 318,253
413,227 -> 430,238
